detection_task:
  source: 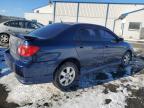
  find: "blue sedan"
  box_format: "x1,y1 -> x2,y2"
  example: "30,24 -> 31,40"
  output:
4,23 -> 134,90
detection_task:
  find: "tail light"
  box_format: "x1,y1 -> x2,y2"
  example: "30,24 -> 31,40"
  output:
18,45 -> 40,57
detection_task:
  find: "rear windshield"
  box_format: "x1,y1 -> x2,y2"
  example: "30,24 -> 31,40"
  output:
29,23 -> 71,39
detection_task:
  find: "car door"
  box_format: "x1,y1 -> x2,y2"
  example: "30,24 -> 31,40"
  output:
75,25 -> 104,71
100,29 -> 124,64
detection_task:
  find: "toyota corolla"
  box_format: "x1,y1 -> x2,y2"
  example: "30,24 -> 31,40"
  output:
5,23 -> 134,90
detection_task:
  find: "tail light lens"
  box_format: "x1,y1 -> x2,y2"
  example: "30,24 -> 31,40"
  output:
18,45 -> 40,57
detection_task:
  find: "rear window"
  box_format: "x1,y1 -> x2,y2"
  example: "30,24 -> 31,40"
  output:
29,23 -> 71,39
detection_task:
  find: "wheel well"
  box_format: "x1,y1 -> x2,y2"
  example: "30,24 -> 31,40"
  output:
126,50 -> 133,59
53,58 -> 81,78
0,33 -> 10,36
127,50 -> 132,55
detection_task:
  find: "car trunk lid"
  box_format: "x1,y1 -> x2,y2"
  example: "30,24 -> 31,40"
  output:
9,34 -> 38,60
9,35 -> 24,60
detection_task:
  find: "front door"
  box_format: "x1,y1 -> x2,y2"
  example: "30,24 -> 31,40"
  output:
100,29 -> 124,64
75,26 -> 104,72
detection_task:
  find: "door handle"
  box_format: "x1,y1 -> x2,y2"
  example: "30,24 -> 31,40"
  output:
105,45 -> 109,48
80,46 -> 84,48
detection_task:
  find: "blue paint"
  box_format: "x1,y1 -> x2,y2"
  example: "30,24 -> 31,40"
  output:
4,23 -> 134,84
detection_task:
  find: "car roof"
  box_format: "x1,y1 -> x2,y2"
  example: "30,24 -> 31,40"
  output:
55,22 -> 108,30
3,19 -> 39,23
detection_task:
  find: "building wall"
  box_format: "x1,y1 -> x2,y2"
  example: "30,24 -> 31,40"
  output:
24,5 -> 53,25
123,10 -> 144,40
55,3 -> 78,22
55,2 -> 144,40
78,3 -> 107,26
34,5 -> 53,14
24,13 -> 52,25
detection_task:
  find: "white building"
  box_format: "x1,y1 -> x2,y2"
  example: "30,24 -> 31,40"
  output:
25,0 -> 144,40
25,5 -> 53,25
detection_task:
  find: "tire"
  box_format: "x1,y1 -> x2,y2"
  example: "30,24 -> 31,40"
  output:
53,62 -> 79,91
121,51 -> 132,67
0,33 -> 10,44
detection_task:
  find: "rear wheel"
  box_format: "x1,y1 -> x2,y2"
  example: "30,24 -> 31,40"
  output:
121,51 -> 132,66
0,33 -> 9,44
53,62 -> 79,91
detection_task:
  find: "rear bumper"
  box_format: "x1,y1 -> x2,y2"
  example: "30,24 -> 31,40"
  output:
4,50 -> 56,84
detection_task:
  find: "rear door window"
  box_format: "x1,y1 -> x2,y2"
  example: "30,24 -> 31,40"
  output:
9,21 -> 20,27
76,28 -> 101,42
5,21 -> 24,28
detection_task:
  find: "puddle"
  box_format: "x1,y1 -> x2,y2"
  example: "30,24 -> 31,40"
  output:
79,57 -> 144,89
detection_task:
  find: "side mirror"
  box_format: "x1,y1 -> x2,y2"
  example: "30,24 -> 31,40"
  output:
117,37 -> 124,42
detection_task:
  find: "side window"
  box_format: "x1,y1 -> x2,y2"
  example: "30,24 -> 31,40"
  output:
12,21 -> 19,27
100,30 -> 116,42
26,22 -> 39,29
18,21 -> 25,28
129,22 -> 141,30
8,21 -> 20,28
94,29 -> 101,41
76,28 -> 101,42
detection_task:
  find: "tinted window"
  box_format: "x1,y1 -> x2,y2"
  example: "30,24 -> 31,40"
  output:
101,30 -> 116,41
129,22 -> 141,30
5,21 -> 24,28
77,28 -> 101,42
25,22 -> 39,29
29,23 -> 71,39
9,21 -> 19,27
18,21 -> 25,28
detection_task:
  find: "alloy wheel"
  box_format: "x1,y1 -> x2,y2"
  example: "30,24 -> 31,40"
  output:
59,66 -> 76,86
0,34 -> 9,43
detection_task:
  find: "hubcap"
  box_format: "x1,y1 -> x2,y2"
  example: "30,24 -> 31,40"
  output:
123,53 -> 131,65
59,67 -> 76,86
0,34 -> 9,43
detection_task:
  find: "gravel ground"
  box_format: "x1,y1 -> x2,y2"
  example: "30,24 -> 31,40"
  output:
0,42 -> 144,108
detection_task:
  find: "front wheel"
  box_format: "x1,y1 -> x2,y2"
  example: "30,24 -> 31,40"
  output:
53,62 -> 79,91
121,51 -> 132,66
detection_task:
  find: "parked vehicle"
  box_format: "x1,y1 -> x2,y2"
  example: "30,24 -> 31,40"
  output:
0,20 -> 44,44
4,23 -> 134,90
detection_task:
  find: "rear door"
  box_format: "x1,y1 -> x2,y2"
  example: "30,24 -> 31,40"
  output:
100,29 -> 124,64
75,25 -> 104,70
